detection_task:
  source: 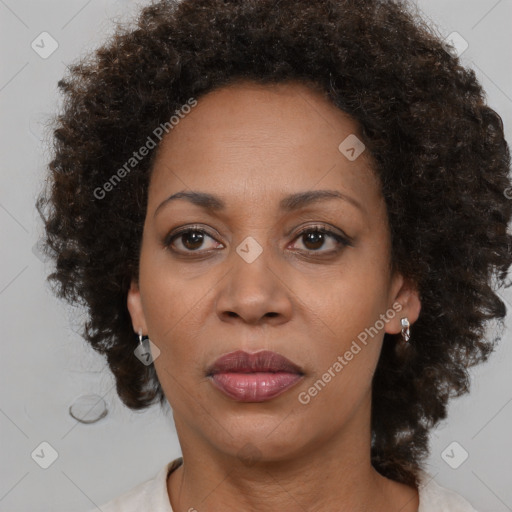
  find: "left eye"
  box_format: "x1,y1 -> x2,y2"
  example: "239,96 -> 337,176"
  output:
290,226 -> 349,253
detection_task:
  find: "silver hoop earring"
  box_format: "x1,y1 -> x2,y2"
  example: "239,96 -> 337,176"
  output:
400,317 -> 410,342
138,328 -> 145,347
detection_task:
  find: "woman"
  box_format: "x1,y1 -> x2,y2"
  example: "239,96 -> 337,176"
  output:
36,0 -> 512,510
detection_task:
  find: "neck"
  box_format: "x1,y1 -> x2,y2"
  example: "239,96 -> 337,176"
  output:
167,395 -> 419,512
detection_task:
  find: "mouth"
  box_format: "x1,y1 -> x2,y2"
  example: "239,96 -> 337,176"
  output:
206,350 -> 305,402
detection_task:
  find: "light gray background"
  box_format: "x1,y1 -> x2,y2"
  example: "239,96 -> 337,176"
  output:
1,0 -> 511,511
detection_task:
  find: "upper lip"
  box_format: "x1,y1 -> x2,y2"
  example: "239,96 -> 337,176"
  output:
207,350 -> 304,376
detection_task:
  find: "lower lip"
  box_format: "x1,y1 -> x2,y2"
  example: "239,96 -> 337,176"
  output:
209,372 -> 303,402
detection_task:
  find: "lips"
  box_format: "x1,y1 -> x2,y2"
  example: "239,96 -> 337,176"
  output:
207,350 -> 304,402
207,350 -> 304,375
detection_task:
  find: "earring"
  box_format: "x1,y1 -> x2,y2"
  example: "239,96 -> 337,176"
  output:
138,328 -> 145,347
400,317 -> 410,342
135,328 -> 161,365
135,328 -> 153,366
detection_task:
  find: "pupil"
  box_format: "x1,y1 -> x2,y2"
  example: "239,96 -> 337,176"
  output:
305,232 -> 323,249
184,231 -> 203,250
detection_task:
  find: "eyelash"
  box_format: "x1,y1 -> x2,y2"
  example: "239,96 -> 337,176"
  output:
163,224 -> 351,256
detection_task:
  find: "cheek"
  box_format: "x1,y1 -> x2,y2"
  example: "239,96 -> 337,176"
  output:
138,239 -> 210,332
300,263 -> 390,339
296,284 -> 385,418
294,265 -> 390,394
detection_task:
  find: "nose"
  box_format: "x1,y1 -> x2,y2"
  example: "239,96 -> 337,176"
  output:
214,242 -> 293,326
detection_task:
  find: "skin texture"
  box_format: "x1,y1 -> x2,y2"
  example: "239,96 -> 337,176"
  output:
38,0 -> 512,488
127,81 -> 422,511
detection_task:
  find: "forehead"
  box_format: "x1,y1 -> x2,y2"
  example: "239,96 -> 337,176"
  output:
148,81 -> 381,215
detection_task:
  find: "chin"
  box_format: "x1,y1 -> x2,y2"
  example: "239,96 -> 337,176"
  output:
212,418 -> 312,463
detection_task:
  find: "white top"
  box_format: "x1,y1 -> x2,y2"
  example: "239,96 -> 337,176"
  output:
86,457 -> 478,511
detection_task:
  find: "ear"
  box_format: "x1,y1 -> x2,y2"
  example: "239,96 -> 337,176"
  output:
127,278 -> 148,335
384,271 -> 422,336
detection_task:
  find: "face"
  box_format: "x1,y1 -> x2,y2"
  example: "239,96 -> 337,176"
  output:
127,80 -> 421,463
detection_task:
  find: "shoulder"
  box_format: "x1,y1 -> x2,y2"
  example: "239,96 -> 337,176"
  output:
84,458 -> 181,512
418,471 -> 479,512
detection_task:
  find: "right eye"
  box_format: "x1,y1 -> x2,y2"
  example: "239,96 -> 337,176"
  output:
163,226 -> 223,254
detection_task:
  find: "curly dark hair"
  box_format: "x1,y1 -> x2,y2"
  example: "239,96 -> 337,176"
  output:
36,0 -> 512,487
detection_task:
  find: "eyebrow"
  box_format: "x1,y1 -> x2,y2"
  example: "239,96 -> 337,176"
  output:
153,189 -> 365,218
